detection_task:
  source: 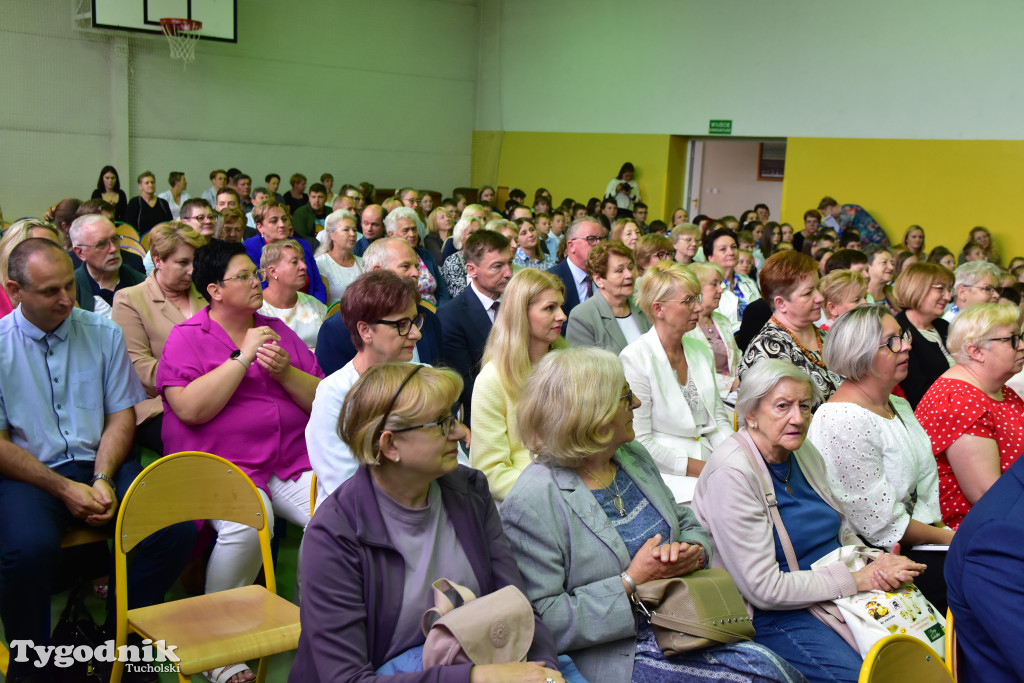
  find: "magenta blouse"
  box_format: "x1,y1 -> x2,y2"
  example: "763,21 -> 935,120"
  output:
156,308 -> 325,493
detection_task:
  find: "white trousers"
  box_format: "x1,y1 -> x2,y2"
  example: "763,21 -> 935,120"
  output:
205,470 -> 313,594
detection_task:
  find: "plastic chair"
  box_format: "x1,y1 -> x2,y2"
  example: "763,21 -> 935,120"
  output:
945,608 -> 958,680
0,526 -> 113,675
859,634 -> 953,683
110,452 -> 300,683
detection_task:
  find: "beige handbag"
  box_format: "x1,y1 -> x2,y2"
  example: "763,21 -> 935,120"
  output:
421,578 -> 535,667
631,569 -> 755,656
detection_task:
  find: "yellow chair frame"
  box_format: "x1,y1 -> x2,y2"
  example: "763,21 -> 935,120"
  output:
110,451 -> 300,683
859,633 -> 953,683
945,608 -> 958,680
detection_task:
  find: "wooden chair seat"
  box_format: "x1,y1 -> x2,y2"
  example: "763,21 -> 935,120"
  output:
859,634 -> 953,683
128,584 -> 299,676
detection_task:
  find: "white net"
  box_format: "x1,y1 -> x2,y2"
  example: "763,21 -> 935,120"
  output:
160,19 -> 202,67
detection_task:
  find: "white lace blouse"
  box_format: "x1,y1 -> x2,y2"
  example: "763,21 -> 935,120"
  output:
806,397 -> 942,548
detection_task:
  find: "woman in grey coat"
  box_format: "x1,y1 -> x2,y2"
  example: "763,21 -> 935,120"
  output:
501,347 -> 804,683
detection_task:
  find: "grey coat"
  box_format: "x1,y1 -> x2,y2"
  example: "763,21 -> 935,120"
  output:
500,441 -> 711,683
565,292 -> 651,355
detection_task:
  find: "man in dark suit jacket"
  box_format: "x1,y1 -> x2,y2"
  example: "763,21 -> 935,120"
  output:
946,457 -> 1024,683
547,217 -> 604,323
438,230 -> 512,424
316,237 -> 442,375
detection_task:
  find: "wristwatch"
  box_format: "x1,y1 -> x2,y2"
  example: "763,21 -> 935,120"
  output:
91,472 -> 114,488
229,349 -> 249,367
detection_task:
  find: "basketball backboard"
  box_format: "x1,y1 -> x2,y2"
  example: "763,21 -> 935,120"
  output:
90,0 -> 237,42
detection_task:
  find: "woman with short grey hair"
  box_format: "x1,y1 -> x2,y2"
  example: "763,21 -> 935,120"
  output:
808,305 -> 951,610
694,358 -> 926,683
502,347 -> 803,683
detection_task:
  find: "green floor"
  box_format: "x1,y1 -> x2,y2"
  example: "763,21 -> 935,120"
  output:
0,448 -> 304,682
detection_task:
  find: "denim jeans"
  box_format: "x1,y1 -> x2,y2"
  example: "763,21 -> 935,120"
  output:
753,607 -> 862,683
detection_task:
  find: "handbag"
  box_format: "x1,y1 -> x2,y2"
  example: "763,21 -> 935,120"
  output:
631,568 -> 755,656
810,546 -> 946,658
50,585 -> 107,683
421,578 -> 535,667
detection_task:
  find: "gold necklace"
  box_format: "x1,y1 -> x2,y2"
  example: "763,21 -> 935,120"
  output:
581,464 -> 626,517
771,316 -> 827,369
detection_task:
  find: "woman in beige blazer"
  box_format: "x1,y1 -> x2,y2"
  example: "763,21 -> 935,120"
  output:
111,221 -> 206,453
566,240 -> 650,354
619,261 -> 733,503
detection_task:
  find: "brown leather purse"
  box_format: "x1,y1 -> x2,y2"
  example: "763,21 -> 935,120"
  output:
631,568 -> 755,656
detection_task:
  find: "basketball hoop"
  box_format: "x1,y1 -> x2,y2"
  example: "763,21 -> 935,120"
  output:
159,18 -> 202,67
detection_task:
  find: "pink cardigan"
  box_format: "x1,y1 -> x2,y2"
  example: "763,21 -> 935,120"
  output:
692,430 -> 861,614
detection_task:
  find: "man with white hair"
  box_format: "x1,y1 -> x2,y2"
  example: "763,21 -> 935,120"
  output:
384,206 -> 450,305
944,260 -> 1001,322
315,237 -> 443,375
70,215 -> 145,317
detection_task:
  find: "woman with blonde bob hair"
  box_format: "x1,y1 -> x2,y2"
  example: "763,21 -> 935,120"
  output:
293,362 -> 562,682
818,269 -> 867,331
669,223 -> 700,264
470,268 -> 567,500
893,262 -> 955,408
439,214 -> 484,298
609,217 -> 640,250
916,302 -> 1024,529
502,348 -> 803,683
259,238 -> 328,349
685,261 -> 742,403
0,218 -> 61,316
620,261 -> 733,503
809,304 -> 952,610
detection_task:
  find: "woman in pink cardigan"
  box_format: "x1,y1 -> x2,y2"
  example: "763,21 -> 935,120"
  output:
692,359 -> 926,683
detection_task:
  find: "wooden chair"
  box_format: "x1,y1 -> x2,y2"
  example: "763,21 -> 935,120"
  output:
945,608 -> 958,680
0,526 -> 113,675
120,236 -> 147,259
114,222 -> 141,244
859,634 -> 953,683
140,231 -> 151,253
324,300 -> 341,319
110,452 -> 300,683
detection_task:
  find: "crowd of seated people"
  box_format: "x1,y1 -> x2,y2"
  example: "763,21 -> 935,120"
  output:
5,175 -> 1024,682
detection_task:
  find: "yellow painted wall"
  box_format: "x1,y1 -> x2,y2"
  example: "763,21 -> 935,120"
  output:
781,138 -> 1024,262
475,132 -> 685,222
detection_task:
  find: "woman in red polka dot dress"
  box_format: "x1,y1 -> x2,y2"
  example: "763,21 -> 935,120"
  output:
916,303 -> 1024,529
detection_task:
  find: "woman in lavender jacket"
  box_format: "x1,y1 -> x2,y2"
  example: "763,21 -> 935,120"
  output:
291,363 -> 561,683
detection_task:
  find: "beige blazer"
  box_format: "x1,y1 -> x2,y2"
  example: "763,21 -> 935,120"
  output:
111,274 -> 206,424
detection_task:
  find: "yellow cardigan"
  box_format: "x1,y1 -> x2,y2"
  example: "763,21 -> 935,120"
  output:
469,361 -> 531,502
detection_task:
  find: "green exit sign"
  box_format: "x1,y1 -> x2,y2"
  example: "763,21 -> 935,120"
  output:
709,119 -> 732,135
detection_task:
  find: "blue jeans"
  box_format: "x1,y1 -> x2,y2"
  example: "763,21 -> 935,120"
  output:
753,608 -> 862,683
0,460 -> 196,654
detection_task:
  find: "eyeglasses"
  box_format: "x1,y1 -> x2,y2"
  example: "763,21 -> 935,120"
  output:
967,284 -> 998,295
569,235 -> 604,246
654,250 -> 672,260
985,333 -> 1024,348
878,329 -> 913,353
373,313 -> 425,336
374,364 -> 422,455
930,284 -> 951,294
392,403 -> 465,438
658,294 -> 702,307
187,213 -> 217,223
620,389 -> 634,405
76,234 -> 124,250
219,269 -> 266,286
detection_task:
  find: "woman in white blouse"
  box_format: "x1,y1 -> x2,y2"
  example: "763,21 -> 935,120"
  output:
259,239 -> 328,349
684,262 -> 741,406
620,261 -> 734,503
314,209 -> 363,303
807,304 -> 953,610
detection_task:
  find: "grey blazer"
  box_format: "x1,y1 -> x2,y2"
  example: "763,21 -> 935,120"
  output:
500,441 -> 711,683
565,292 -> 650,355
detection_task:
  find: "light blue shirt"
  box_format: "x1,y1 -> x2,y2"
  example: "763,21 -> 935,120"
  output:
566,258 -> 591,304
0,307 -> 146,468
545,233 -> 561,258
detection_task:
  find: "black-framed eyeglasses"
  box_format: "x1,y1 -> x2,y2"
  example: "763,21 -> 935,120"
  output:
654,250 -> 672,260
878,329 -> 913,353
76,234 -> 125,250
373,313 -> 425,337
569,235 -> 604,246
219,269 -> 266,286
392,402 -> 464,438
985,333 -> 1024,348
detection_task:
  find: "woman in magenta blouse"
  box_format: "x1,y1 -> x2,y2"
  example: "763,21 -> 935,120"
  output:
157,239 -> 323,683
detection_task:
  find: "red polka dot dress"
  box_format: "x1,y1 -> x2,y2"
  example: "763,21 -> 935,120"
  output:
915,377 -> 1024,529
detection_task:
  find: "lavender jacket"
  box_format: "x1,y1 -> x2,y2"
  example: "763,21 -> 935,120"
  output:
290,464 -> 558,683
691,430 -> 861,614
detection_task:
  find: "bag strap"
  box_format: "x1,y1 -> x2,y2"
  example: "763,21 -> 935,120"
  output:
649,612 -> 752,644
735,432 -> 802,571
